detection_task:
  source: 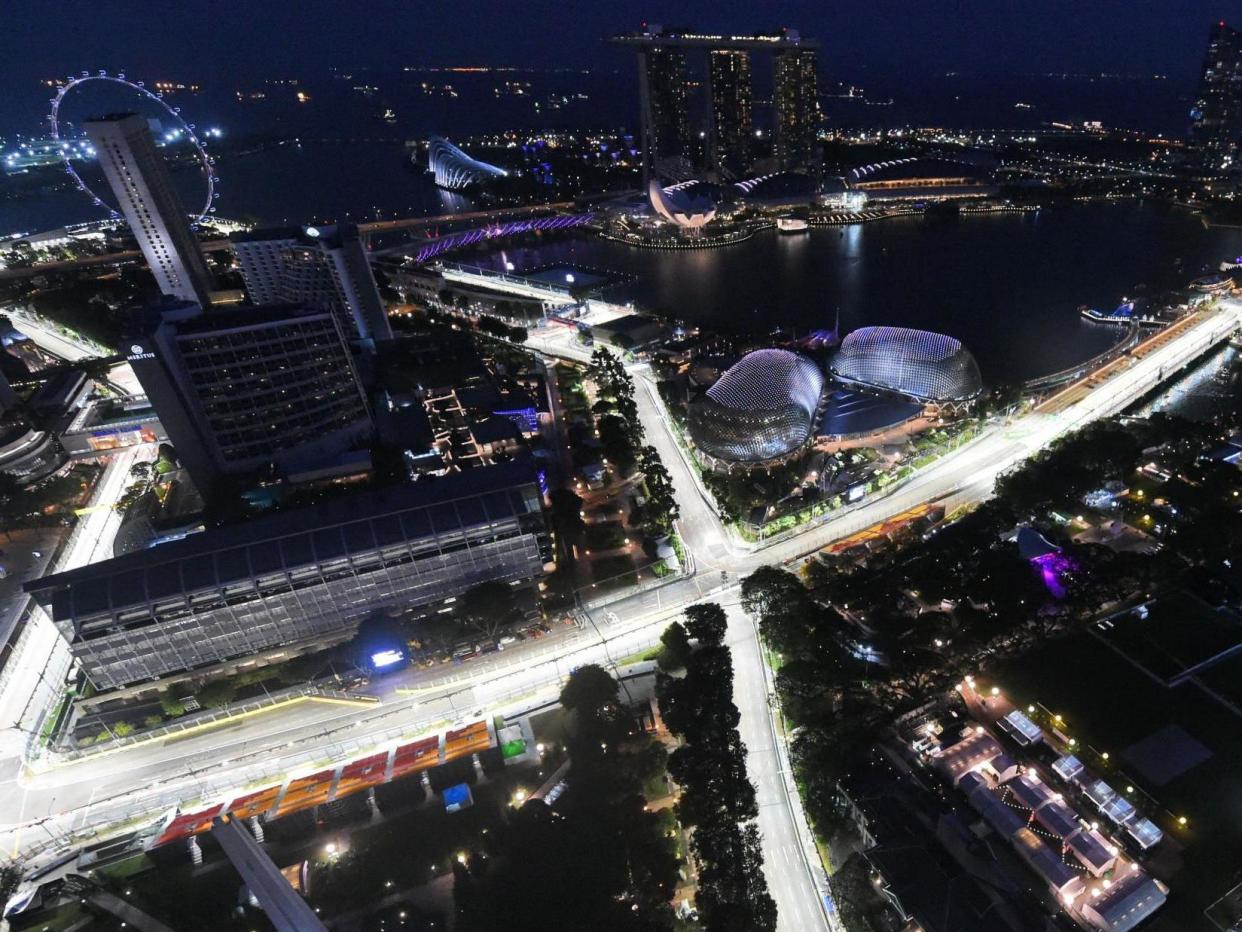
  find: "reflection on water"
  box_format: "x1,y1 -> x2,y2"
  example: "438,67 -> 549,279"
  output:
1129,343 -> 1242,422
485,202 -> 1242,383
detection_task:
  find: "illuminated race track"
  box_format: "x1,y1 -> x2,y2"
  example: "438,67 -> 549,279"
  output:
0,296 -> 1237,931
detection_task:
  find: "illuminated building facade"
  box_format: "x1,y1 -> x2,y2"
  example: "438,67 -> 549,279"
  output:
831,327 -> 983,404
688,348 -> 825,467
427,136 -> 508,190
26,463 -> 550,690
647,179 -> 719,231
847,157 -> 998,201
774,49 -> 819,169
231,224 -> 393,343
84,114 -> 214,305
612,26 -> 820,182
126,301 -> 372,491
1189,22 -> 1242,169
709,50 -> 752,176
640,46 -> 692,180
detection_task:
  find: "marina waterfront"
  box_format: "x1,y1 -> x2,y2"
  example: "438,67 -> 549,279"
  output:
9,138 -> 1242,385
480,201 -> 1242,382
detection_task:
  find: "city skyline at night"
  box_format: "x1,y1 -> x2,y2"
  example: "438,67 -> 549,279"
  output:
4,6 -> 1242,931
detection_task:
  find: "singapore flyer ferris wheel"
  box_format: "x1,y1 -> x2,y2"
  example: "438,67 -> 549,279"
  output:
48,70 -> 219,228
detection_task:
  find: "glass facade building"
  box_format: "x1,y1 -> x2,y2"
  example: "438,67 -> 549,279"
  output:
688,348 -> 824,466
774,49 -> 818,169
127,301 -> 373,490
1189,22 -> 1242,169
831,326 -> 982,403
641,46 -> 692,178
26,463 -> 550,689
709,50 -> 753,176
84,114 -> 214,306
427,137 -> 508,191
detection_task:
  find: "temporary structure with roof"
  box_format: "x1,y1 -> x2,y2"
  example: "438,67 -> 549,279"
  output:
1081,870 -> 1168,932
1033,799 -> 1082,841
1084,779 -> 1118,809
1126,818 -> 1163,850
1003,773 -> 1057,814
998,709 -> 1044,746
1101,795 -> 1136,826
1011,827 -> 1085,898
932,729 -> 1004,786
963,777 -> 1028,839
1052,754 -> 1085,784
982,752 -> 1020,784
1068,829 -> 1118,877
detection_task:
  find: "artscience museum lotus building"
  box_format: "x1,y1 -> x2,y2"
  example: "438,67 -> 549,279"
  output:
688,348 -> 825,468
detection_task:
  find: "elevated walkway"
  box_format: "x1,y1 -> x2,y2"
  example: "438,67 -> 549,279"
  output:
439,262 -> 575,302
212,814 -> 327,932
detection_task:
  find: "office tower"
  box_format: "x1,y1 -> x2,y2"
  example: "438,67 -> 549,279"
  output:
1189,22 -> 1242,169
27,462 -> 549,689
640,46 -> 692,180
230,224 -> 393,343
125,300 -> 372,491
709,49 -> 753,176
83,114 -> 214,305
774,48 -> 819,169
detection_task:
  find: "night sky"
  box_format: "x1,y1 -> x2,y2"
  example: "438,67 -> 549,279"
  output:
0,0 -> 1236,134
2,1 -> 1234,81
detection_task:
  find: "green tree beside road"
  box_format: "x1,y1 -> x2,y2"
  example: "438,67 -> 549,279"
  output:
658,604 -> 777,932
456,664 -> 681,931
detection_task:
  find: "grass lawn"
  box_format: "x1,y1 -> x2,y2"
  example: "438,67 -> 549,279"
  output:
1099,598 -> 1242,682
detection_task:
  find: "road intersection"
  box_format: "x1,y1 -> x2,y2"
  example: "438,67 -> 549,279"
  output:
1,297 -> 1238,930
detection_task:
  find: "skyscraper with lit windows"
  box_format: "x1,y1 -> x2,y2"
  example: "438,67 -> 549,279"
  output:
640,45 -> 692,181
84,113 -> 214,306
709,50 -> 753,176
613,26 -> 820,181
774,49 -> 819,169
230,223 -> 393,344
126,300 -> 372,492
1189,22 -> 1242,169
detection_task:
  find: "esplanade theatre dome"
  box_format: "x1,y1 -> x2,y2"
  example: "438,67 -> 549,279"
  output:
688,349 -> 825,466
830,326 -> 982,403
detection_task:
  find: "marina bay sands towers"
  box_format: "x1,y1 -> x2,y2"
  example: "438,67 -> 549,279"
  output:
612,25 -> 819,182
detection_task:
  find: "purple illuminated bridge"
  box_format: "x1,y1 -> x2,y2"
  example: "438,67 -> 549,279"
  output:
413,213 -> 595,264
